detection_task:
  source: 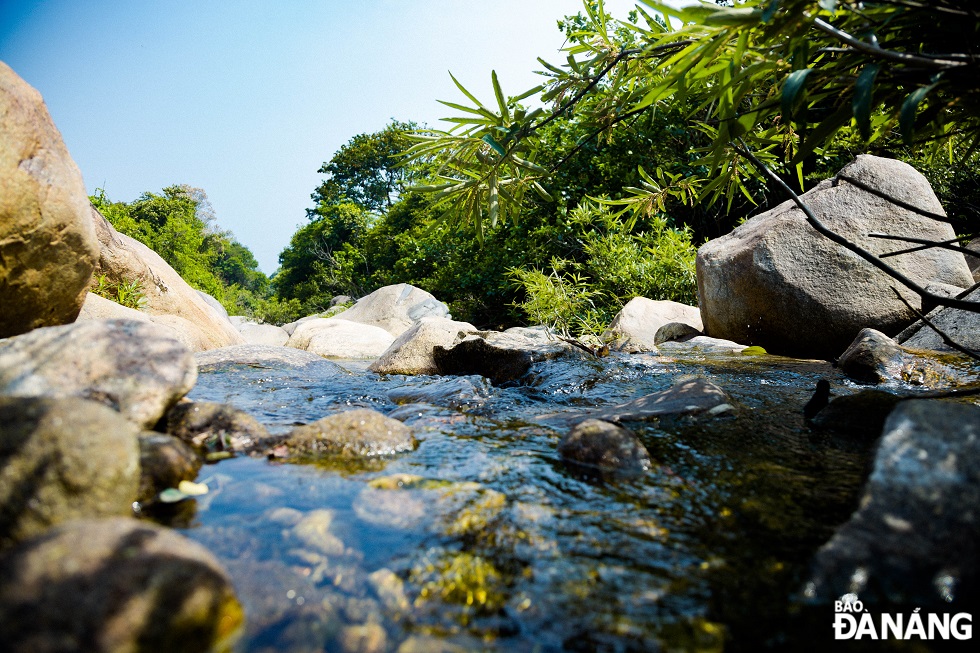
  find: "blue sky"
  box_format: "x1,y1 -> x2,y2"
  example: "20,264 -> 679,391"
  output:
1,0 -> 657,273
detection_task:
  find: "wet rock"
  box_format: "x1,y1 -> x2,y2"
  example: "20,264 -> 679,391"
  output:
654,321 -> 703,345
136,432 -> 202,503
0,517 -> 243,652
836,327 -> 970,386
0,397 -> 140,550
369,317 -> 476,375
368,568 -> 411,613
291,509 -> 346,557
603,297 -> 703,353
165,401 -> 273,454
657,335 -> 748,354
386,376 -> 491,411
805,399 -> 980,606
559,419 -> 651,475
239,322 -> 289,347
334,283 -> 451,337
0,319 -> 196,428
354,486 -> 428,529
396,635 -> 471,653
285,409 -> 417,457
434,330 -> 577,385
0,62 -> 99,338
897,285 -> 980,353
808,390 -> 904,439
592,377 -> 731,422
89,205 -> 245,350
697,155 -> 974,359
286,318 -> 395,359
338,622 -> 387,653
194,343 -> 346,375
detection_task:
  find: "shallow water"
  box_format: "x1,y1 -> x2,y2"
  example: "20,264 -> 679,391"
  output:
169,350 -> 968,652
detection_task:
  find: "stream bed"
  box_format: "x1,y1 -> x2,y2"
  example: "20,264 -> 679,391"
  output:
165,349 -> 934,652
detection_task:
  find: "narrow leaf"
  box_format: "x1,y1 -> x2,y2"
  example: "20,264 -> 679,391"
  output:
900,83 -> 937,145
491,70 -> 509,121
781,69 -> 813,120
482,134 -> 507,157
852,65 -> 879,140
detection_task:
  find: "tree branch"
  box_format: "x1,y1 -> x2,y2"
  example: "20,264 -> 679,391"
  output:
890,287 -> 980,362
812,17 -> 971,69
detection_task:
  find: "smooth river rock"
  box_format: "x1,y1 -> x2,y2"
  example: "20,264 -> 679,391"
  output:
0,319 -> 197,429
696,155 -> 974,359
0,517 -> 244,653
592,377 -> 732,422
287,318 -> 395,359
0,62 -> 99,338
0,397 -> 140,550
165,400 -> 274,454
285,409 -> 417,458
602,297 -> 703,353
335,283 -> 451,337
559,419 -> 652,475
369,316 -> 477,375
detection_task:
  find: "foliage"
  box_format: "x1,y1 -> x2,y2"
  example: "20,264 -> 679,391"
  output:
92,274 -> 147,310
403,0 -> 980,229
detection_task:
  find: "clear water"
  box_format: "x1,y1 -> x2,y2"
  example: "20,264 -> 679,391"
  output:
166,350 -> 968,652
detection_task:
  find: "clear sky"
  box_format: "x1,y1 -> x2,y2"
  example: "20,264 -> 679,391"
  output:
1,0 -> 660,273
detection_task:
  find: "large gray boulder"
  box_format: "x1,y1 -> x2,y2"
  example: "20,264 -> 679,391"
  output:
286,318 -> 395,359
0,518 -> 243,653
697,155 -> 974,359
602,297 -> 703,353
369,317 -> 477,375
0,397 -> 140,550
89,206 -> 245,351
806,399 -> 980,605
0,62 -> 99,338
335,284 -> 450,337
0,319 -> 197,428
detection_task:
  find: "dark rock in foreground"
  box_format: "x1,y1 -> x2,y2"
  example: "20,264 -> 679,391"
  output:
137,432 -> 202,503
559,419 -> 651,476
0,518 -> 243,652
805,399 -> 980,606
0,397 -> 139,550
165,401 -> 274,454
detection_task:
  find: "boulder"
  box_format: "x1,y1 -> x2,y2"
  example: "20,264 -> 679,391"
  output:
335,284 -> 450,337
654,322 -> 703,345
0,397 -> 140,550
165,401 -> 273,454
805,399 -> 980,606
284,409 -> 417,458
696,155 -> 974,359
592,377 -> 732,422
77,292 -> 223,352
657,335 -> 748,354
239,322 -> 289,347
369,317 -> 477,375
0,518 -> 244,653
836,328 -> 971,387
897,285 -> 980,353
196,290 -> 230,320
0,62 -> 99,337
286,318 -> 395,359
558,419 -> 651,475
433,330 -> 578,385
602,297 -> 703,353
136,432 -> 202,503
0,319 -> 197,428
89,205 -> 245,351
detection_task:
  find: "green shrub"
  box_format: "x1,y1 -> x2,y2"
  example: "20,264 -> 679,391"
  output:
92,274 -> 147,310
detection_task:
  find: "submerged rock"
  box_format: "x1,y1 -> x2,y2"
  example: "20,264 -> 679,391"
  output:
805,399 -> 980,606
285,409 -> 417,457
369,317 -> 476,375
0,517 -> 243,652
0,319 -> 197,429
592,377 -> 732,422
194,343 -> 346,375
0,397 -> 139,550
137,432 -> 202,503
334,283 -> 451,337
165,400 -> 273,454
559,419 -> 651,475
696,155 -> 973,359
603,297 -> 703,353
0,62 -> 99,338
808,389 -> 904,439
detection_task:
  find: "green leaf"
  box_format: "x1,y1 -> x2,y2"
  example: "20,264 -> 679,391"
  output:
781,68 -> 813,120
741,345 -> 768,356
159,488 -> 189,503
449,71 -> 486,110
900,83 -> 937,145
481,134 -> 507,157
852,65 -> 879,140
532,181 -> 553,202
491,70 -> 509,121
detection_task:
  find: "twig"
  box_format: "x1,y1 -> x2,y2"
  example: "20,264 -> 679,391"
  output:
890,286 -> 980,362
869,233 -> 975,259
812,17 -> 970,69
836,173 -> 975,229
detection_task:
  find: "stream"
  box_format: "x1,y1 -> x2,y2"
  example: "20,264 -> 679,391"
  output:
163,348 -> 925,652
